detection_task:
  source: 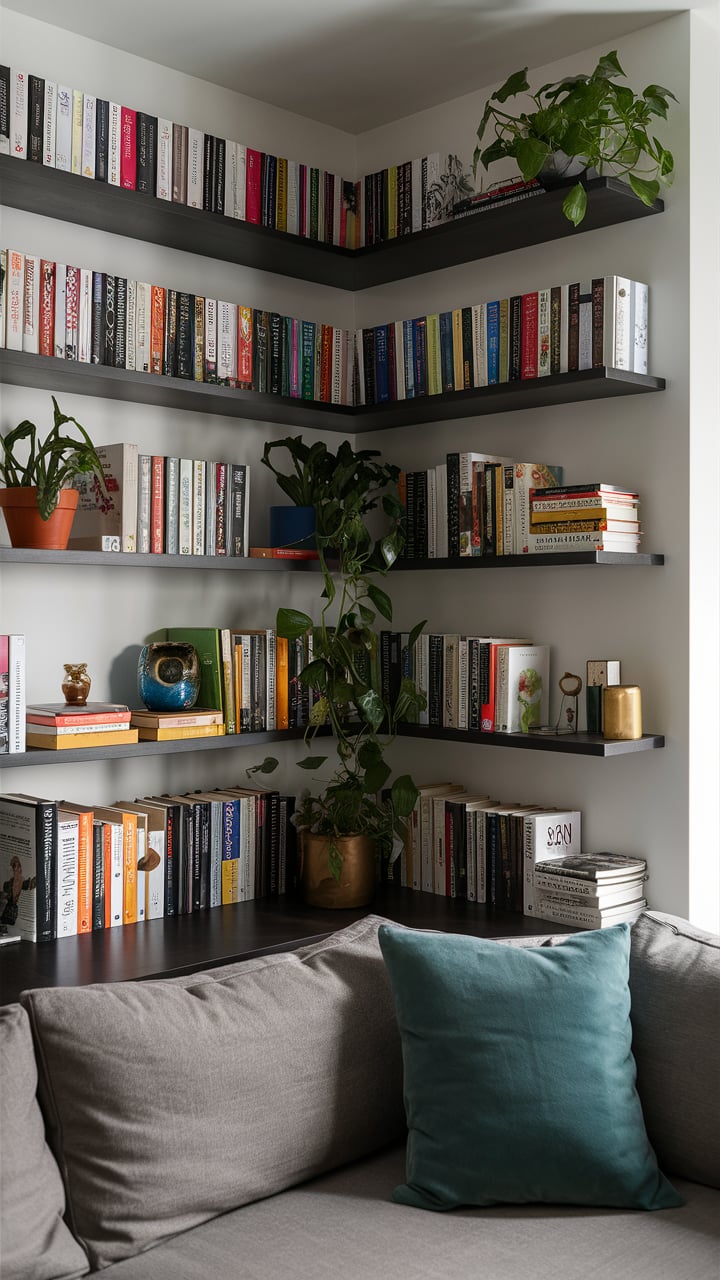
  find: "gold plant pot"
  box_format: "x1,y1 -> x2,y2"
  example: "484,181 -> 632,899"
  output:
300,833 -> 377,909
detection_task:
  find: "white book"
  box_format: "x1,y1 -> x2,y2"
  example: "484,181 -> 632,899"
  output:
192,460 -> 206,555
435,462 -> 448,558
331,327 -> 343,404
164,456 -> 179,555
513,461 -> 564,556
225,140 -> 239,219
68,442 -> 139,553
534,878 -> 645,909
495,642 -> 550,733
71,88 -> 83,174
415,633 -> 429,725
105,818 -> 124,927
125,279 -> 136,370
472,303 -> 488,387
458,638 -> 469,730
78,267 -> 92,362
393,319 -> 406,400
286,159 -> 299,235
411,156 -> 422,233
604,275 -> 631,369
0,249 -> 6,346
559,282 -> 569,373
56,814 -> 79,939
136,454 -> 151,553
135,281 -> 151,372
22,255 -> 40,354
534,897 -> 646,930
55,86 -> 72,170
42,80 -> 57,166
8,634 -> 26,753
217,301 -> 237,385
423,152 -> 441,227
186,127 -> 203,208
204,298 -> 217,381
537,287 -> 551,376
236,143 -> 247,220
156,117 -> 172,200
6,251 -> 23,351
427,469 -> 437,559
632,281 -> 649,374
81,93 -> 96,179
11,69 -> 27,160
523,810 -> 582,915
317,176 -> 325,243
178,458 -> 193,554
108,102 -> 121,185
53,261 -> 66,358
578,284 -> 592,370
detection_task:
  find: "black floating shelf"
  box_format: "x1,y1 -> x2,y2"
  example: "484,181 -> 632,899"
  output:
0,351 -> 665,433
1,156 -> 663,289
0,727 -> 312,769
397,724 -> 664,756
0,547 -> 664,569
396,551 -> 664,568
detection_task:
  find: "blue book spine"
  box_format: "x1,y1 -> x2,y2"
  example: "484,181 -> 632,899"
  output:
403,319 -> 415,398
487,300 -> 500,385
374,323 -> 390,403
439,310 -> 454,392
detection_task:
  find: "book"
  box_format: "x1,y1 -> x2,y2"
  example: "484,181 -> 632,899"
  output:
522,810 -> 582,915
165,627 -> 224,713
135,724 -> 224,742
533,852 -> 648,882
25,720 -> 131,736
527,531 -> 641,553
8,635 -> 26,753
129,709 -> 223,728
532,896 -> 646,929
26,701 -> 130,721
26,729 -> 139,750
56,810 -> 79,937
0,794 -> 58,941
0,635 -> 8,753
249,546 -> 319,559
69,443 -> 139,553
534,878 -> 646,909
494,643 -> 550,733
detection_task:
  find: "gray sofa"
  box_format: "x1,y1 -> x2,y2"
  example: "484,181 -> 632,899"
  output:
2,910 -> 718,1280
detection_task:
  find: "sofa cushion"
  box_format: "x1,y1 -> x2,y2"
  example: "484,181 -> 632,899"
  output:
21,914 -> 405,1270
378,922 -> 682,1212
628,910 -> 720,1187
0,1003 -> 89,1280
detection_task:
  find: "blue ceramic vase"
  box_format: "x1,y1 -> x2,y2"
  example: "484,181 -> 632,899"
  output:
269,505 -> 316,550
137,642 -> 200,711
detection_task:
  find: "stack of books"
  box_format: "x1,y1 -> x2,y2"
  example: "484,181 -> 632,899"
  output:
527,483 -> 642,554
129,709 -> 225,742
25,702 -> 138,750
531,852 -> 648,928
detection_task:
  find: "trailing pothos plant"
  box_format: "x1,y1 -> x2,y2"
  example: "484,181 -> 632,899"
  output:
250,435 -> 426,878
0,395 -> 106,519
473,50 -> 676,226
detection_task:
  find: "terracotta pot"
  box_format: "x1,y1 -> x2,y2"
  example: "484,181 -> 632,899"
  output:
0,487 -> 79,550
300,832 -> 377,909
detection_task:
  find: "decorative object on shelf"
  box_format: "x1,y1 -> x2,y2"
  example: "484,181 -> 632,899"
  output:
0,396 -> 106,550
137,641 -> 200,712
61,663 -> 91,706
586,658 -> 621,734
299,833 -> 377,909
251,436 -> 425,907
425,153 -> 475,224
555,671 -> 583,734
603,685 -> 642,741
473,50 -> 676,225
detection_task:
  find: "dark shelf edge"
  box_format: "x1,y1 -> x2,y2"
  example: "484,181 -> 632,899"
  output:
0,351 -> 665,431
0,158 -> 663,290
0,548 -> 663,568
395,551 -> 664,568
397,725 -> 664,756
0,727 -> 314,768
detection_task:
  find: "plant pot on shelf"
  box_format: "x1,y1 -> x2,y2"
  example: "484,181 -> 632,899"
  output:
299,833 -> 377,909
537,151 -> 596,189
269,504 -> 316,551
0,487 -> 79,550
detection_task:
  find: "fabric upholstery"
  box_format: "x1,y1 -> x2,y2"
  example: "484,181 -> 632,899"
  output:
378,922 -> 682,1212
21,914 -> 405,1270
0,1002 -> 89,1280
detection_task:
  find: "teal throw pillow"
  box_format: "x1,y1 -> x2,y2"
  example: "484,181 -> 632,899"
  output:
378,923 -> 682,1212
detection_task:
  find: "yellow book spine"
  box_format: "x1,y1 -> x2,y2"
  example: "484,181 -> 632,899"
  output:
452,309 -> 464,391
122,815 -> 137,925
530,506 -> 635,524
137,724 -> 224,741
26,729 -> 139,749
276,636 -> 289,731
71,88 -> 83,175
426,314 -> 441,396
221,858 -> 240,904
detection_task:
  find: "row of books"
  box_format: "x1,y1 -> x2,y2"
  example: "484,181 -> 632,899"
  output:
2,65 -> 462,247
69,442 -> 250,557
0,634 -> 25,753
356,275 -> 650,406
0,250 -> 356,404
0,786 -> 298,943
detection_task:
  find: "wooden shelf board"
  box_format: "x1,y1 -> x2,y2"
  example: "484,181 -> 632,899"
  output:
0,727 -> 312,768
0,548 -> 663,569
396,552 -> 664,568
397,725 -> 664,756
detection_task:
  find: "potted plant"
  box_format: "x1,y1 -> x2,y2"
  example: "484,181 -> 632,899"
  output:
251,435 -> 425,908
0,396 -> 106,550
473,50 -> 676,226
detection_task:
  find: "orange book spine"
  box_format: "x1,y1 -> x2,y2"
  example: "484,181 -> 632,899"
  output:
39,259 -> 56,356
122,814 -> 137,925
76,810 -> 93,934
150,284 -> 165,374
276,636 -> 289,730
103,824 -> 112,930
237,305 -> 253,389
319,323 -> 333,402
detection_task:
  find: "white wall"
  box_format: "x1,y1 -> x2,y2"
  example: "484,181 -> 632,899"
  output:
2,9 -> 717,927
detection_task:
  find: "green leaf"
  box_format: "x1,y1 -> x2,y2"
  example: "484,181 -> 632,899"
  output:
297,755 -> 328,770
492,67 -> 530,103
407,618 -> 427,651
475,98 -> 496,142
391,774 -> 419,819
366,583 -> 393,622
276,607 -> 313,641
309,697 -> 330,726
562,182 -> 587,226
628,174 -> 660,206
592,50 -> 624,80
357,740 -> 382,768
357,688 -> 385,731
514,136 -> 550,180
480,138 -> 511,170
380,536 -> 398,569
297,658 -> 330,689
362,759 -> 392,794
246,756 -> 279,776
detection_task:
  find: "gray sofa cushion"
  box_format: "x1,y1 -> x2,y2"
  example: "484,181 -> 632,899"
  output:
21,914 -> 405,1271
628,910 -> 720,1188
0,1003 -> 89,1280
91,1145 -> 720,1280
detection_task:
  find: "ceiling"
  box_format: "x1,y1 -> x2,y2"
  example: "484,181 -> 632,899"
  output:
3,1 -> 684,134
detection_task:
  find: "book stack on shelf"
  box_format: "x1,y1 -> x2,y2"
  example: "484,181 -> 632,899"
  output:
25,702 -> 138,751
0,633 -> 26,754
129,709 -> 225,742
1,248 -> 356,404
0,786 -> 298,943
69,443 -> 250,556
356,275 -> 649,406
528,483 -> 641,555
530,852 -> 648,929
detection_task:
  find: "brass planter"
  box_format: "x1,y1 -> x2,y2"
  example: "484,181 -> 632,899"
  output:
300,833 -> 377,909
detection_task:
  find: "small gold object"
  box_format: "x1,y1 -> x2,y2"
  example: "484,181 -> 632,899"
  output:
603,685 -> 642,740
62,662 -> 91,706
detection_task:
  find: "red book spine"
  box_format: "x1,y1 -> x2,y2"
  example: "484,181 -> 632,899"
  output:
339,197 -> 347,248
319,324 -> 333,402
151,455 -> 164,553
150,285 -> 165,374
120,107 -> 137,189
39,259 -> 55,357
480,644 -> 500,733
520,293 -> 539,379
246,148 -> 262,224
27,711 -> 131,727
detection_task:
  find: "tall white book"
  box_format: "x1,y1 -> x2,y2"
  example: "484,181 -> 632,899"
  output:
8,634 -> 26,753
56,812 -> 79,939
68,442 -> 139,553
42,80 -> 57,166
55,85 -> 72,170
10,69 -> 27,159
494,642 -> 550,733
53,261 -> 66,358
22,255 -> 40,354
186,128 -> 203,208
156,118 -> 172,200
81,92 -> 96,179
522,809 -> 582,916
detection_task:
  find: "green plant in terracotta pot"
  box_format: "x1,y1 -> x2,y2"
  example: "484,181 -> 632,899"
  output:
251,435 -> 426,908
473,50 -> 676,226
0,396 -> 106,550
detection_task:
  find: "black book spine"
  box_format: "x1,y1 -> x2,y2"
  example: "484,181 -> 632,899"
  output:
229,463 -> 247,556
91,822 -> 105,931
214,137 -> 225,214
253,310 -> 268,393
509,295 -> 522,381
176,292 -> 194,379
446,452 -> 460,558
591,277 -> 605,368
189,804 -> 201,913
282,794 -> 297,893
164,808 -> 176,916
27,74 -> 44,163
446,800 -> 468,900
198,803 -> 211,910
428,634 -> 444,728
403,160 -> 413,235
91,271 -> 105,364
114,278 -> 127,368
164,288 -> 177,376
413,317 -> 427,397
461,306 -> 473,389
405,470 -> 416,560
362,327 -> 376,405
255,793 -> 266,899
468,639 -> 481,731
550,285 -> 562,375
266,154 -> 277,228
104,274 -> 116,366
203,133 -> 215,212
486,813 -> 499,906
364,173 -> 374,246
181,805 -> 194,914
269,312 -> 282,394
415,469 -> 428,560
136,112 -> 158,194
95,98 -> 109,181
267,792 -> 280,896
0,64 -> 9,150
478,642 -> 490,710
36,800 -> 58,942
